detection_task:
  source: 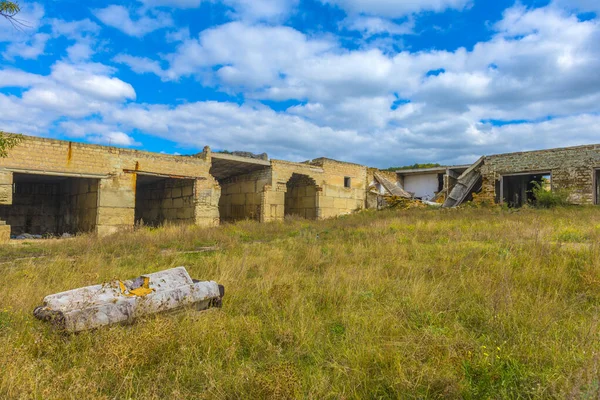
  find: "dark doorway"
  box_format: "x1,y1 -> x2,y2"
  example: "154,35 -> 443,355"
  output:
594,169 -> 600,205
284,173 -> 318,219
501,173 -> 551,207
0,173 -> 99,237
135,175 -> 196,227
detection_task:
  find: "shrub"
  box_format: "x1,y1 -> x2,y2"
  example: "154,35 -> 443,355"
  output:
531,181 -> 570,208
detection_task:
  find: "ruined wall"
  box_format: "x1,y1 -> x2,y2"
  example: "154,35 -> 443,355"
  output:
0,181 -> 61,235
285,174 -> 318,219
0,135 -> 219,236
313,158 -> 367,219
135,178 -> 195,226
265,159 -> 367,221
0,177 -> 98,235
480,144 -> 600,204
219,169 -> 271,222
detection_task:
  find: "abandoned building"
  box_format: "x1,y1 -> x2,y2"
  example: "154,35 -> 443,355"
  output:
0,134 -> 598,242
0,135 -> 367,241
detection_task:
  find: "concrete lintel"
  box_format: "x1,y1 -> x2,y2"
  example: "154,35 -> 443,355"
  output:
5,168 -> 109,179
123,169 -> 205,180
211,152 -> 271,166
396,165 -> 471,175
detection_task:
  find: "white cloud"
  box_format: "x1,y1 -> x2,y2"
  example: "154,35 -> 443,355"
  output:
552,0 -> 600,13
50,62 -> 136,102
223,0 -> 299,22
139,0 -> 204,7
113,54 -> 167,78
162,22 -> 334,85
94,5 -> 173,37
88,131 -> 140,147
320,0 -> 471,17
343,16 -> 414,36
3,33 -> 50,59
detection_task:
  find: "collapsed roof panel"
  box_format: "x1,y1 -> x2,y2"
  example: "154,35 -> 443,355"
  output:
373,172 -> 412,198
442,157 -> 485,208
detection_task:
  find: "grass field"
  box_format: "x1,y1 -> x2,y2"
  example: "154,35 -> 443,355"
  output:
1,207 -> 599,399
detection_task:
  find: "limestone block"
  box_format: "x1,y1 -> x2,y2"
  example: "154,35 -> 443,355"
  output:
333,197 -> 346,209
241,181 -> 256,193
99,177 -> 135,208
173,198 -> 184,209
0,171 -> 13,185
182,185 -> 193,197
0,223 -> 10,243
0,185 -> 12,205
232,193 -> 245,205
172,187 -> 182,198
97,207 -> 135,226
318,196 -> 335,208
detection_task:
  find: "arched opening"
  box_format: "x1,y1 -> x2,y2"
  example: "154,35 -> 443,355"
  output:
284,173 -> 318,219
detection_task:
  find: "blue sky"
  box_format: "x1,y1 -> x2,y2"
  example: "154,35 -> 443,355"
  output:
0,0 -> 599,168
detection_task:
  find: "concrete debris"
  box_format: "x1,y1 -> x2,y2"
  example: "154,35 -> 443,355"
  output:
443,157 -> 485,208
14,233 -> 43,240
231,151 -> 268,161
33,266 -> 224,332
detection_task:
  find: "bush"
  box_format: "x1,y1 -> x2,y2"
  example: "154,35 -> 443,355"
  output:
531,181 -> 570,208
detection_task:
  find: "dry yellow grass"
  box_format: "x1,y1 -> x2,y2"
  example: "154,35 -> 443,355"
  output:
0,207 -> 599,399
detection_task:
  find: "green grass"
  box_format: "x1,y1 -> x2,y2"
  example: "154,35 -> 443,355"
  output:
1,207 -> 599,399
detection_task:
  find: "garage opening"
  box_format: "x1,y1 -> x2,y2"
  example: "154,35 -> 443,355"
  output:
501,173 -> 551,207
135,175 -> 196,227
285,173 -> 318,219
0,173 -> 99,237
595,169 -> 600,205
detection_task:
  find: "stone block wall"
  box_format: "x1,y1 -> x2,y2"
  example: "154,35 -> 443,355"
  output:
480,144 -> 600,204
0,180 -> 62,235
135,178 -> 196,226
0,177 -> 98,235
265,158 -> 367,221
61,178 -> 99,233
285,174 -> 318,219
219,169 -> 271,221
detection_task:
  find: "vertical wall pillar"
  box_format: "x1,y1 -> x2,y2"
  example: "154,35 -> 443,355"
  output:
96,174 -> 136,237
0,170 -> 13,242
261,184 -> 286,222
194,177 -> 221,227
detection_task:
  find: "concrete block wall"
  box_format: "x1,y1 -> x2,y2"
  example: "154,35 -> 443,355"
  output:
265,158 -> 367,222
285,174 -> 318,219
61,178 -> 99,233
135,178 -> 196,226
0,181 -> 62,235
219,169 -> 271,221
310,158 -> 367,218
480,144 -> 600,204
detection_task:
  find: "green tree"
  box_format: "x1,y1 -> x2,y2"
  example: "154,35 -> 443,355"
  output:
1,2 -> 25,156
0,1 -> 21,27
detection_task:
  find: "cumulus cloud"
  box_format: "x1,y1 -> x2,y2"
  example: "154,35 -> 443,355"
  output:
320,0 -> 471,17
94,5 -> 173,37
343,16 -> 414,36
